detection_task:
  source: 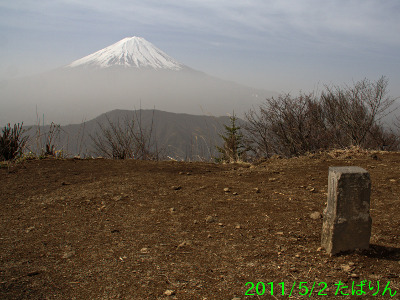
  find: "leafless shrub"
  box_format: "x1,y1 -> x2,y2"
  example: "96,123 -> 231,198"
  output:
90,110 -> 164,160
321,76 -> 397,148
366,122 -> 400,151
246,93 -> 329,157
75,119 -> 87,157
188,134 -> 215,162
24,110 -> 63,158
43,122 -> 62,156
245,77 -> 399,157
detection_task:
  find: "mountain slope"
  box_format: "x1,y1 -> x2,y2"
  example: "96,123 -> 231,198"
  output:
66,37 -> 185,70
24,109 -> 243,160
0,37 -> 277,126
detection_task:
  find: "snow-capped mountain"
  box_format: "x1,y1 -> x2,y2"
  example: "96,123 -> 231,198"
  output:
1,36 -> 277,126
66,37 -> 185,70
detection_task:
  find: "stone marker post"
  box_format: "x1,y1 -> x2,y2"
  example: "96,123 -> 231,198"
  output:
321,167 -> 372,255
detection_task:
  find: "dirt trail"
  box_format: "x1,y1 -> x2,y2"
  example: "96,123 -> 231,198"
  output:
1,152 -> 399,299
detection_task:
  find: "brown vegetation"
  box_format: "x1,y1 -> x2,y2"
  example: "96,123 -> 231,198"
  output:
245,77 -> 399,158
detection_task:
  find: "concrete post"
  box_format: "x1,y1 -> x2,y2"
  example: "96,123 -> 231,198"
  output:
321,166 -> 372,255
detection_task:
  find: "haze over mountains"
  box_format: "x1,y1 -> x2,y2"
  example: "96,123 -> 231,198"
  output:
25,109 -> 236,160
0,36 -> 275,126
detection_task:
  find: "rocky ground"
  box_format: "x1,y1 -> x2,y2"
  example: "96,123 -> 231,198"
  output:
0,150 -> 399,299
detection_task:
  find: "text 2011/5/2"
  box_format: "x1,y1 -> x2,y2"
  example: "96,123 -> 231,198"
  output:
245,281 -> 398,297
245,281 -> 328,297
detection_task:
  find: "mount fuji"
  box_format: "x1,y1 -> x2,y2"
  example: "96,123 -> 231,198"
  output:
0,37 -> 276,126
66,37 -> 186,70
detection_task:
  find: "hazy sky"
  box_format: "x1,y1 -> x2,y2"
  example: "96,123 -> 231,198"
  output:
1,0 -> 400,96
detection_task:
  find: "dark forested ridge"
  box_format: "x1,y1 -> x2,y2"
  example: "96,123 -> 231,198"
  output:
23,109 -> 240,160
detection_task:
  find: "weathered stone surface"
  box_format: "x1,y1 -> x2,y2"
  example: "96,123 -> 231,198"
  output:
321,166 -> 372,255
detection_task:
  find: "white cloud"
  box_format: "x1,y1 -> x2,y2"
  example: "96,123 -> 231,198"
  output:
1,0 -> 399,49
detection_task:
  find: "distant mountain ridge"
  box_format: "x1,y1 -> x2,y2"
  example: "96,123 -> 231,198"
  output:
25,109 -> 241,160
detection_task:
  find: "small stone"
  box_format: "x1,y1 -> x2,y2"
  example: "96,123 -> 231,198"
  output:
179,172 -> 184,175
169,207 -> 176,212
254,188 -> 260,193
171,186 -> 182,190
223,187 -> 230,193
218,223 -> 224,227
276,231 -> 284,235
235,224 -> 241,229
193,220 -> 198,224
205,215 -> 216,223
316,247 -> 322,251
140,247 -> 149,254
350,273 -> 359,278
295,254 -> 300,258
340,264 -> 353,272
310,211 -> 322,220
177,241 -> 191,249
62,250 -> 75,259
232,192 -> 238,195
207,234 -> 212,238
370,274 -> 381,280
27,271 -> 40,277
269,178 -> 277,182
25,226 -> 35,233
164,290 -> 175,296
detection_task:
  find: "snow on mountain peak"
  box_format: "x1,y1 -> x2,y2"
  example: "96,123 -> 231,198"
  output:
66,37 -> 185,70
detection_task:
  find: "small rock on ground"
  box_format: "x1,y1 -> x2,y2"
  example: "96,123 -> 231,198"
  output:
164,289 -> 175,296
205,215 -> 216,223
310,211 -> 322,220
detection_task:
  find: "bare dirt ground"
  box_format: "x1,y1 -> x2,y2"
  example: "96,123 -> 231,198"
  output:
0,151 -> 399,299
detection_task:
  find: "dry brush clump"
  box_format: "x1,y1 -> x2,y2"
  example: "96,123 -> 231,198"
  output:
0,123 -> 28,161
90,110 -> 164,160
23,121 -> 65,159
245,76 -> 399,158
304,145 -> 389,160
